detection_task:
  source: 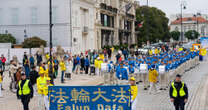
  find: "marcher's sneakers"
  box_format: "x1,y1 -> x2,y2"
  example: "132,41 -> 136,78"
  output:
163,88 -> 166,90
159,88 -> 163,90
144,88 -> 147,90
136,82 -> 139,84
139,81 -> 143,83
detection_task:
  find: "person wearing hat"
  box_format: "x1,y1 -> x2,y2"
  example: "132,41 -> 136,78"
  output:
37,71 -> 47,110
129,77 -> 138,110
16,72 -> 33,110
43,77 -> 53,110
148,65 -> 159,94
169,74 -> 188,110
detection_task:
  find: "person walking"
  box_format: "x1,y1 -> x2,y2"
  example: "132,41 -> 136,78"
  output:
43,77 -> 53,110
59,59 -> 66,83
9,60 -> 18,92
37,72 -> 47,110
0,55 -> 6,71
148,65 -> 159,94
29,66 -> 39,95
84,56 -> 90,74
0,73 -> 3,97
129,77 -> 138,110
170,74 -> 188,110
16,72 -> 33,110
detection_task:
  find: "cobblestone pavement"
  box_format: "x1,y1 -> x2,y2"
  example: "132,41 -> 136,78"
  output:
136,56 -> 208,110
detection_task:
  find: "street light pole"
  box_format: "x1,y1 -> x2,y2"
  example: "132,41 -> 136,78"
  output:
180,1 -> 186,42
49,0 -> 54,84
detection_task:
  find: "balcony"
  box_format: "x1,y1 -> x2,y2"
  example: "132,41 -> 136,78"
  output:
82,26 -> 88,35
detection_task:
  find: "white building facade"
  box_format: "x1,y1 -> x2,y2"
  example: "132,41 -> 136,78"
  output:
0,0 -> 96,52
72,0 -> 96,52
0,0 -> 71,46
170,15 -> 208,37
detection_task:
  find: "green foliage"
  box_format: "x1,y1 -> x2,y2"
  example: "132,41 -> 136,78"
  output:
170,31 -> 180,41
22,36 -> 47,48
185,30 -> 200,40
0,34 -> 16,44
135,6 -> 170,44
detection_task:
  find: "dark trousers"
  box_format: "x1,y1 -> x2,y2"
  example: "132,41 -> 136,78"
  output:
61,71 -> 65,83
85,66 -> 89,74
174,99 -> 185,110
21,96 -> 30,110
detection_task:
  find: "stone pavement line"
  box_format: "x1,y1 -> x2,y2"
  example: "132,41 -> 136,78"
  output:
136,57 -> 208,110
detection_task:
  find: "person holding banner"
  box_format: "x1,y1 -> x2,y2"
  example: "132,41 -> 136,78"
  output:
129,77 -> 138,110
37,72 -> 47,110
43,77 -> 53,110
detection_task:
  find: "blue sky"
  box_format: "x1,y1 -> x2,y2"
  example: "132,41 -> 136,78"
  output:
138,0 -> 208,17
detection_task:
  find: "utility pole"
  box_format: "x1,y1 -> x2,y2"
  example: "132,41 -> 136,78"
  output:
180,1 -> 186,42
49,0 -> 54,84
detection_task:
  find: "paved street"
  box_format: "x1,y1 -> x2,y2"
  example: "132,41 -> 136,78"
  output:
0,68 -> 103,110
0,56 -> 208,110
136,56 -> 208,110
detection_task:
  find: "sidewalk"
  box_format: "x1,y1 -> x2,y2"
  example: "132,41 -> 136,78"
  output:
135,56 -> 208,110
0,69 -> 103,110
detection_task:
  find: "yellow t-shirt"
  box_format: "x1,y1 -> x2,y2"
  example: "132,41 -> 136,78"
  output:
0,75 -> 2,83
60,61 -> 66,71
37,77 -> 47,95
130,85 -> 138,101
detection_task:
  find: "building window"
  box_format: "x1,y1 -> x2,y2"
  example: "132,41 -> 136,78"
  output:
52,7 -> 57,23
30,7 -> 38,24
11,8 -> 19,25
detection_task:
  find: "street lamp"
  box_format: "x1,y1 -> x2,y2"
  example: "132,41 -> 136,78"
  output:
180,1 -> 186,42
49,0 -> 54,84
193,12 -> 201,33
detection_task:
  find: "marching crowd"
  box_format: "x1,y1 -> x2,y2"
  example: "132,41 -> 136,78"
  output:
0,43 -> 207,110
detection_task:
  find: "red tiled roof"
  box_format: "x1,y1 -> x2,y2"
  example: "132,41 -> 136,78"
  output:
171,16 -> 208,25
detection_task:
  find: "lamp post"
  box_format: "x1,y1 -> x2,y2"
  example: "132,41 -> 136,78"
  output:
49,0 -> 54,84
180,1 -> 186,42
193,12 -> 201,33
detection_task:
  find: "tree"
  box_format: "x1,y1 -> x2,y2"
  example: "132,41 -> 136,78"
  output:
0,34 -> 16,44
22,36 -> 47,48
185,30 -> 199,40
135,6 -> 170,46
170,31 -> 180,41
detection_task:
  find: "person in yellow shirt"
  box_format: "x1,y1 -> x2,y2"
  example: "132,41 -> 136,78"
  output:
45,53 -> 50,61
59,59 -> 66,83
129,77 -> 138,110
39,62 -> 48,77
149,49 -> 153,56
43,77 -> 53,110
98,58 -> 103,76
37,72 -> 47,110
94,58 -> 100,76
99,53 -> 105,61
148,65 -> 159,94
0,74 -> 2,97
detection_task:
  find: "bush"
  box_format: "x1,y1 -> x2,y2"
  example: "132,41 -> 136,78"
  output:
0,34 -> 16,44
22,36 -> 47,48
